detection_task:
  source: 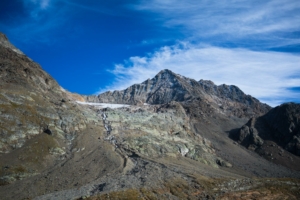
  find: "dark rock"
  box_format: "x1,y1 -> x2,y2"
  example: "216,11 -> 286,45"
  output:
216,158 -> 232,168
43,127 -> 52,136
236,103 -> 300,156
237,118 -> 264,148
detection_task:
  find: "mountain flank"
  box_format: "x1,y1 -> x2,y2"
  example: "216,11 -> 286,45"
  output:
233,102 -> 300,170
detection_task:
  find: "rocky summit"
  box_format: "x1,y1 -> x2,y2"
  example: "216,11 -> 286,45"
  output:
86,69 -> 270,118
0,33 -> 300,200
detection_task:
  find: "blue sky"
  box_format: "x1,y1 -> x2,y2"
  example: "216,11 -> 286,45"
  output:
0,0 -> 299,106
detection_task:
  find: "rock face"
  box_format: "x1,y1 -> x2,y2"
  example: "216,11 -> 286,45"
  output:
101,102 -> 222,168
233,103 -> 300,172
264,103 -> 300,155
237,118 -> 265,149
86,69 -> 270,118
86,69 -> 204,104
236,103 -> 300,156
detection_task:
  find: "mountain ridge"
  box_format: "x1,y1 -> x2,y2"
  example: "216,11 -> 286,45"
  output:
86,68 -> 271,118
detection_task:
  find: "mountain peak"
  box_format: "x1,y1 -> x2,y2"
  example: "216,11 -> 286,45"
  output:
157,69 -> 188,78
153,69 -> 191,85
156,69 -> 180,79
158,69 -> 175,75
85,69 -> 270,118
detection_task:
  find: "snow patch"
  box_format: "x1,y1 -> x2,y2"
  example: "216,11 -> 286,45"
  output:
76,101 -> 130,109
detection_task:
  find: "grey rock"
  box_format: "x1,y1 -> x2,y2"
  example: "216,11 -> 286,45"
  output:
85,69 -> 270,118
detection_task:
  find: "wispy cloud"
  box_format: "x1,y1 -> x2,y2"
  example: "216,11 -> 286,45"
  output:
132,0 -> 300,48
100,43 -> 300,107
0,0 -> 70,44
2,0 -> 131,44
29,0 -> 51,10
25,0 -> 53,18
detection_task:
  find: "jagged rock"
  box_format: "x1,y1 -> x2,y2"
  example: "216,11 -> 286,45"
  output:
86,69 -> 201,104
216,158 -> 233,168
86,69 -> 270,118
237,119 -> 264,149
236,103 -> 300,156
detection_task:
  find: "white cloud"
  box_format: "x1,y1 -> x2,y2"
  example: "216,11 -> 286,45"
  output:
132,0 -> 300,47
99,43 -> 300,107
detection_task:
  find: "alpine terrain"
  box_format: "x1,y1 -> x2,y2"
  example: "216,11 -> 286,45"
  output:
0,33 -> 299,200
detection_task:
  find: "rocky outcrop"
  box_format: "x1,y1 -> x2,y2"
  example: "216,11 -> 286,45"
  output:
86,69 -> 270,118
237,118 -> 264,150
99,102 -> 225,168
264,103 -> 300,155
236,103 -> 300,156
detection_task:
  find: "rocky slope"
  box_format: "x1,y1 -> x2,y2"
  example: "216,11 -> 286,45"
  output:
0,33 -> 103,185
86,69 -> 271,118
100,102 -> 227,168
234,103 -> 300,170
0,33 -> 299,200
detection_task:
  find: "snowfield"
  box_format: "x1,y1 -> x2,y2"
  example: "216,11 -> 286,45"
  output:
76,101 -> 130,109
